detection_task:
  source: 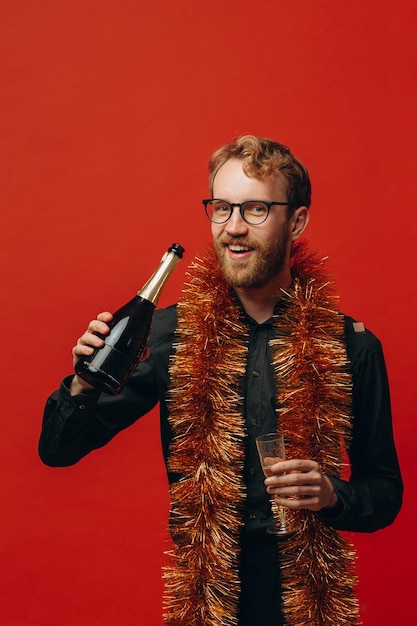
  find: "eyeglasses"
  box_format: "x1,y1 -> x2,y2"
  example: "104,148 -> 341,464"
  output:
202,199 -> 290,225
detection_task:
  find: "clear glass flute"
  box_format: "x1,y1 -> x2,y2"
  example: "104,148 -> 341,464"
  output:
255,432 -> 297,536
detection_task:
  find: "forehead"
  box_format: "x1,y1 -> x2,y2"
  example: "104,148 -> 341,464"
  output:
212,158 -> 288,201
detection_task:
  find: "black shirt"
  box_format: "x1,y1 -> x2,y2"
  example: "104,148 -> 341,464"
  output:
39,304 -> 403,565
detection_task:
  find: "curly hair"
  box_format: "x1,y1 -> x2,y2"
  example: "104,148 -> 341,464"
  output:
208,135 -> 311,211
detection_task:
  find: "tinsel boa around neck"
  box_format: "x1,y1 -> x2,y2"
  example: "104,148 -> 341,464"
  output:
163,240 -> 360,626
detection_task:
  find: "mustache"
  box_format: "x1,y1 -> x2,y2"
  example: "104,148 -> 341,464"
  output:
219,236 -> 256,248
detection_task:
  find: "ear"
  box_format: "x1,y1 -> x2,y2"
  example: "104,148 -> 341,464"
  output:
289,206 -> 310,241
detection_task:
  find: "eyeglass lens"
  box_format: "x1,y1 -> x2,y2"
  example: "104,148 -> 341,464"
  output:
205,200 -> 269,225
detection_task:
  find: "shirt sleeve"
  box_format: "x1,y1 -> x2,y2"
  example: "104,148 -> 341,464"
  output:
319,317 -> 403,532
38,305 -> 177,467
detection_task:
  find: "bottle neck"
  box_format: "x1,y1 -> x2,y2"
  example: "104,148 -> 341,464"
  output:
137,249 -> 182,305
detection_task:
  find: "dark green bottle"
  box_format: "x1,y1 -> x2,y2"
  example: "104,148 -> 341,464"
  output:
75,243 -> 184,394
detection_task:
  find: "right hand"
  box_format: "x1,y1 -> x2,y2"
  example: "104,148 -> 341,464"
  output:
70,311 -> 113,395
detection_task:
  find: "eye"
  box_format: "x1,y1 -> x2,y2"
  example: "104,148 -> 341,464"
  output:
212,201 -> 231,215
244,202 -> 268,218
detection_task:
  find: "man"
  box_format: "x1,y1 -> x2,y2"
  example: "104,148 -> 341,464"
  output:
39,135 -> 403,626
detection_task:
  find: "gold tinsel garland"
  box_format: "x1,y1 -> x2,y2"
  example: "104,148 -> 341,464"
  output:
164,241 -> 360,626
164,250 -> 249,626
271,242 -> 360,625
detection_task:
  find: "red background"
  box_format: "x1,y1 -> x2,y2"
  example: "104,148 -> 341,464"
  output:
1,1 -> 415,624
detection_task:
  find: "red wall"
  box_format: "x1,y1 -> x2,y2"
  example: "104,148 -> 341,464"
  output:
1,1 -> 415,623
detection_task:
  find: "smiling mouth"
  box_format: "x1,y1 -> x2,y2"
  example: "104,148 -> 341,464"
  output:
227,244 -> 253,253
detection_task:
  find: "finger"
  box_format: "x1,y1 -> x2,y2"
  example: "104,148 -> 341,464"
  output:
72,329 -> 107,364
97,311 -> 113,323
72,337 -> 98,358
268,482 -> 321,497
80,330 -> 107,347
270,459 -> 318,473
263,456 -> 285,468
266,471 -> 321,491
86,319 -> 112,337
72,343 -> 94,367
275,495 -> 321,511
73,339 -> 96,356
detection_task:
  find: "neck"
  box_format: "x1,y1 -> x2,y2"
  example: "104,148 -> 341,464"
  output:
234,268 -> 292,323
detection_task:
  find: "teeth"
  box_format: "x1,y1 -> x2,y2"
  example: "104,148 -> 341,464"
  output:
229,245 -> 250,252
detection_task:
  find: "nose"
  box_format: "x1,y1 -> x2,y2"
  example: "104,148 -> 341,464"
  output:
225,206 -> 249,236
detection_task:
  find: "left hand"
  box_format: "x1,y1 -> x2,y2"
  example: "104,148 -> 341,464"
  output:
264,458 -> 338,512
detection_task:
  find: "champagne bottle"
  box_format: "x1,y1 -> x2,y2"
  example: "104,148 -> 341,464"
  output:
75,243 -> 185,395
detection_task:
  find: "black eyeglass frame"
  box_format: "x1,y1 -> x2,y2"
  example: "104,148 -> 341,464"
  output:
202,198 -> 291,225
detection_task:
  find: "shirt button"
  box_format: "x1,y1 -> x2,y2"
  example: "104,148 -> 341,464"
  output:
79,404 -> 86,410
249,514 -> 257,520
249,467 -> 256,475
252,370 -> 259,377
250,418 -> 257,426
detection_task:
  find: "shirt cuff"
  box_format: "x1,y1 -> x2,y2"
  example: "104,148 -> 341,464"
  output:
59,375 -> 101,414
319,476 -> 347,524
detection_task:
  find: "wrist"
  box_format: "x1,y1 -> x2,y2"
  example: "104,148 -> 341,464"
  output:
324,476 -> 339,509
70,374 -> 96,396
326,490 -> 339,509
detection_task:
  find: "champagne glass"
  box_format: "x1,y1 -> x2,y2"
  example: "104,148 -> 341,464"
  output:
256,432 -> 296,536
